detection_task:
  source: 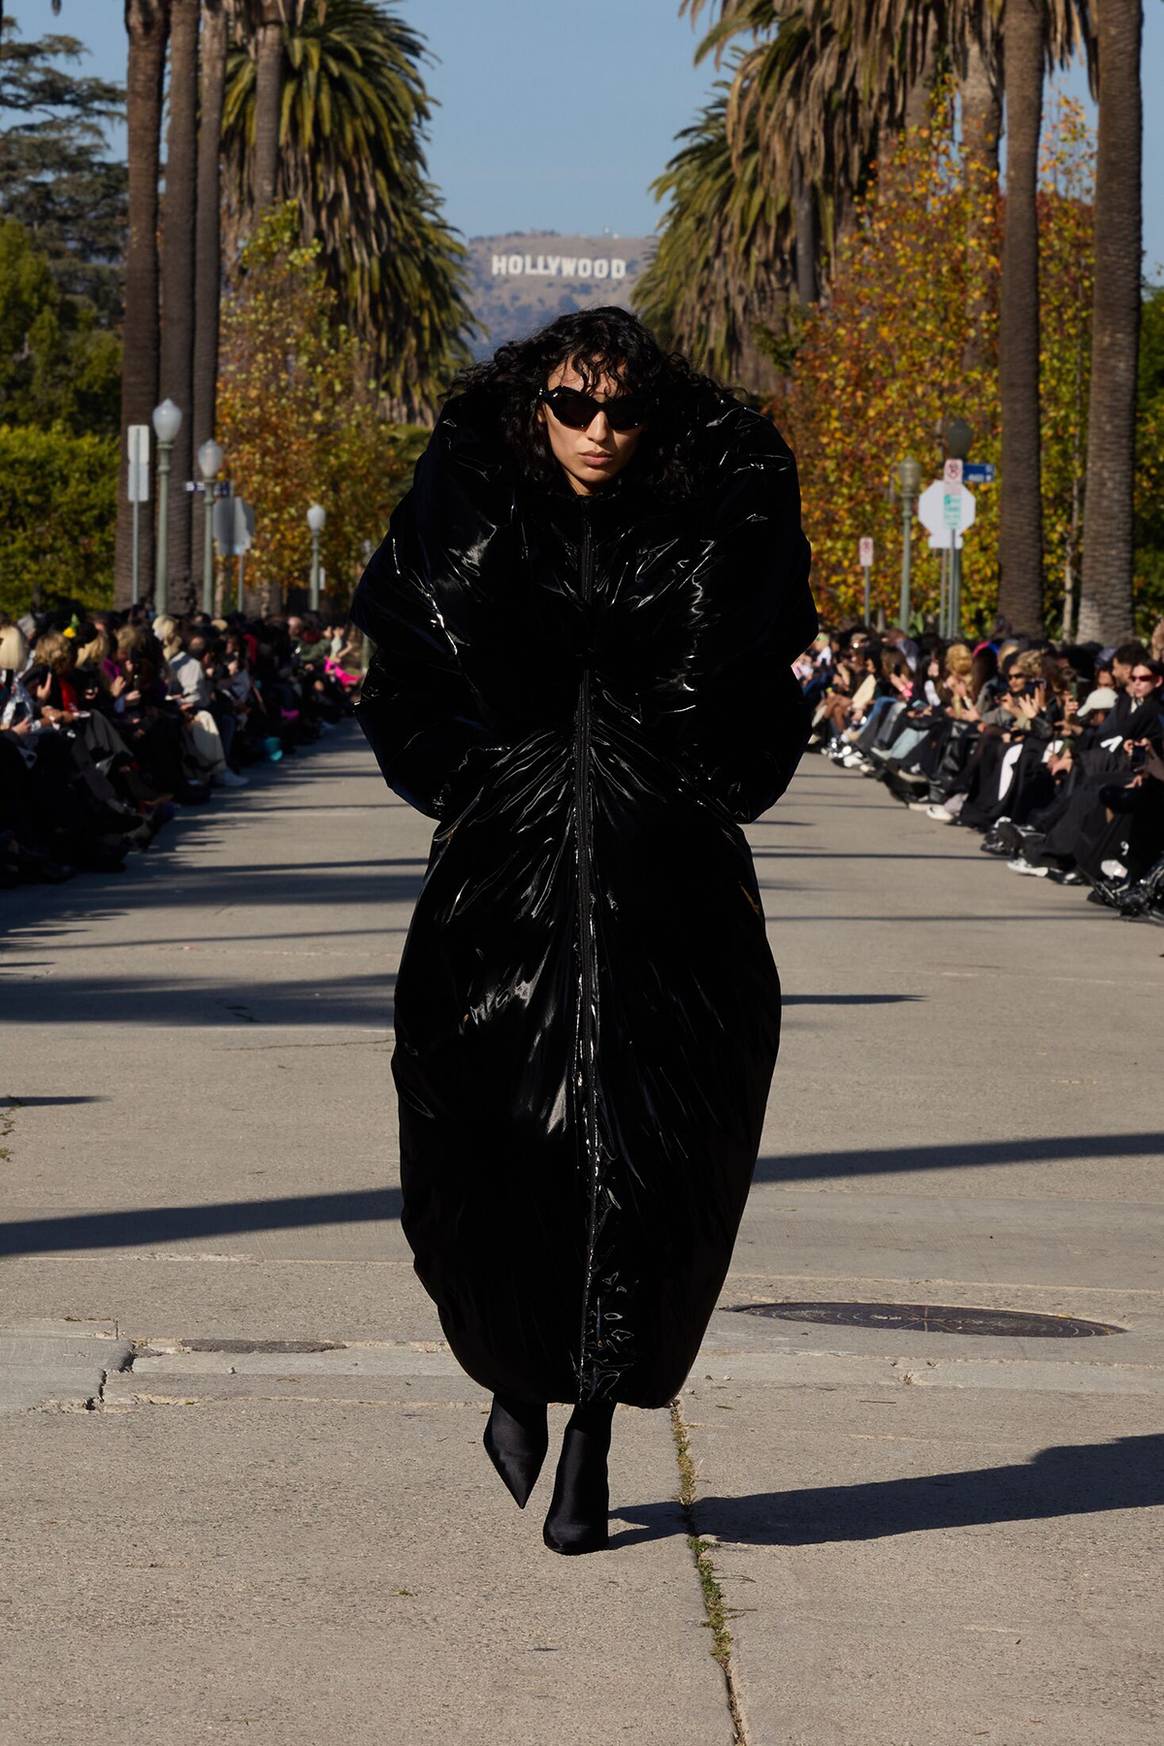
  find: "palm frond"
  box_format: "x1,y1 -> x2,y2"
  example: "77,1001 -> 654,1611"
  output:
223,0 -> 473,417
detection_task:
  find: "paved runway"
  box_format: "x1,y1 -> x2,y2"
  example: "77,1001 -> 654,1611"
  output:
1,724 -> 1161,1744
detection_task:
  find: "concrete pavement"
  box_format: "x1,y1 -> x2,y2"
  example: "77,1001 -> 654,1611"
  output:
1,726 -> 1161,1744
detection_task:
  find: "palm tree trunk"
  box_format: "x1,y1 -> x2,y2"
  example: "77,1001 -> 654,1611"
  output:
252,0 -> 284,211
1078,0 -> 1143,642
192,0 -> 228,594
960,36 -> 1002,379
998,0 -> 1045,634
116,0 -> 170,610
793,162 -> 820,304
160,0 -> 199,614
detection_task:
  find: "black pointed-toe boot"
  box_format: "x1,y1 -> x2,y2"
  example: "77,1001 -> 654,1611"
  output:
483,1395 -> 550,1509
542,1399 -> 614,1555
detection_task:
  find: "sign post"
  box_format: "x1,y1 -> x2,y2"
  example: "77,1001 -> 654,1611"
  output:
212,491 -> 255,613
126,425 -> 150,606
858,536 -> 874,624
919,472 -> 976,637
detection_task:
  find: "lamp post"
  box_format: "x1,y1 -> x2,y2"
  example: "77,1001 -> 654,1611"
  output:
895,455 -> 922,630
197,439 -> 224,615
152,399 -> 182,615
307,502 -> 326,610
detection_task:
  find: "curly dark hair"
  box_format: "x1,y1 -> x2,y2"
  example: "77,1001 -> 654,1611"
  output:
448,306 -> 725,502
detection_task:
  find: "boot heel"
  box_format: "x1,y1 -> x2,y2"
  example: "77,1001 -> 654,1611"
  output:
542,1401 -> 613,1555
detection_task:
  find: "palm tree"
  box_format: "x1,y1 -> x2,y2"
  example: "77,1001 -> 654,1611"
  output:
222,0 -> 472,417
997,0 -> 1047,632
683,2 -> 896,308
159,0 -> 199,612
115,0 -> 170,609
250,0 -> 283,210
1078,0 -> 1143,642
634,89 -> 791,385
192,0 -> 229,593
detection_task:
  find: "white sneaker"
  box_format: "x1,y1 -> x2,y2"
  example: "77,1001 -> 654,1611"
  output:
926,805 -> 956,822
908,800 -> 933,812
1006,856 -> 1047,877
218,768 -> 248,788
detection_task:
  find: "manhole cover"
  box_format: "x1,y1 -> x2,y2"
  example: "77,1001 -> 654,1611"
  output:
732,1301 -> 1123,1338
180,1339 -> 346,1354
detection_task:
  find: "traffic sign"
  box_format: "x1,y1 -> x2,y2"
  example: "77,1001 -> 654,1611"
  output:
127,425 -> 150,502
213,494 -> 255,555
918,478 -> 976,542
858,536 -> 874,567
963,461 -> 996,485
943,458 -> 963,485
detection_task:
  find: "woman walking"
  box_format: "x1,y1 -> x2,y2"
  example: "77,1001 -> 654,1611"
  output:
351,308 -> 816,1554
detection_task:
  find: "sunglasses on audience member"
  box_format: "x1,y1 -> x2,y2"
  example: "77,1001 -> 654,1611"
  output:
1129,669 -> 1156,683
539,386 -> 649,432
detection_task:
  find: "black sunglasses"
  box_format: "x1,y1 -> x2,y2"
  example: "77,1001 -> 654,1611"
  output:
539,385 -> 648,433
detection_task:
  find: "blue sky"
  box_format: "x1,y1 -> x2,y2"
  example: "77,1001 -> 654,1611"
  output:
7,0 -> 1164,271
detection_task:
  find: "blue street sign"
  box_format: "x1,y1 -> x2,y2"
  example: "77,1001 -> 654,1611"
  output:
963,462 -> 996,484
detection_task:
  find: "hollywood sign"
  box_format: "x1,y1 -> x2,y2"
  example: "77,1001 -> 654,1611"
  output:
492,252 -> 628,282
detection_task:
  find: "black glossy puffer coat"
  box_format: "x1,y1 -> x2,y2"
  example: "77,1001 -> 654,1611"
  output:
351,388 -> 816,1409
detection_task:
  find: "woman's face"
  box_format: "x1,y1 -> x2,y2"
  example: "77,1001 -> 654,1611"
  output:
539,359 -> 646,496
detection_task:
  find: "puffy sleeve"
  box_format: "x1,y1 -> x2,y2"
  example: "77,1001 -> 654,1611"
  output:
687,406 -> 817,822
349,416 -> 500,821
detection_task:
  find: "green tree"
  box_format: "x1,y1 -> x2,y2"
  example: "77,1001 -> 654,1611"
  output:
0,217 -> 121,433
0,12 -> 127,320
0,423 -> 117,616
222,0 -> 474,419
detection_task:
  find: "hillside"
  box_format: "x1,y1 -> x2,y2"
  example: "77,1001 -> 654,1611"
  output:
463,231 -> 655,356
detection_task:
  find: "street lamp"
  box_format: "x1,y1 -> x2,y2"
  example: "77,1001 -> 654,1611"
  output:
895,455 -> 922,630
306,502 -> 326,610
152,398 -> 182,614
198,438 -> 224,615
942,416 -> 973,461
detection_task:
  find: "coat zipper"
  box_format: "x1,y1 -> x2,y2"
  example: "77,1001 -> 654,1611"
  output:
574,513 -> 602,1396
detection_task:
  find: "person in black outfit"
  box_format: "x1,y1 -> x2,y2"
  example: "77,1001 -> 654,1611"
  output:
350,308 -> 817,1554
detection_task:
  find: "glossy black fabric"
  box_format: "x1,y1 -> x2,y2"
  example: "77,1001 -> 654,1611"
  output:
351,387 -> 816,1409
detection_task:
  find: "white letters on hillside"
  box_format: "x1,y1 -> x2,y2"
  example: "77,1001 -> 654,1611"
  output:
491,253 -> 629,282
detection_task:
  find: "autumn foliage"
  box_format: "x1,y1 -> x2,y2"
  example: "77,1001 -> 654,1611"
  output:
780,91 -> 1107,635
217,205 -> 425,613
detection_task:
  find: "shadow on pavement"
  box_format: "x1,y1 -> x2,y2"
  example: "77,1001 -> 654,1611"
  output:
753,1130 -> 1164,1185
0,1186 -> 402,1257
780,994 -> 923,1006
0,1094 -> 109,1106
5,968 -> 397,1026
4,1131 -> 1160,1257
609,1434 -> 1164,1548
